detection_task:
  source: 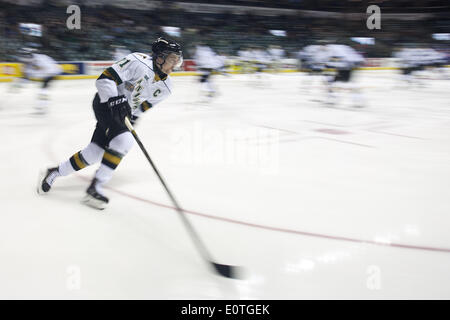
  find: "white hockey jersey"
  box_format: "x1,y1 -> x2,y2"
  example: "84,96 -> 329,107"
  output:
421,48 -> 448,65
249,49 -> 271,64
298,45 -> 328,67
268,47 -> 285,61
194,45 -> 223,69
96,52 -> 173,118
237,49 -> 252,62
325,44 -> 365,69
394,48 -> 416,68
23,53 -> 62,79
393,48 -> 446,68
299,45 -> 323,60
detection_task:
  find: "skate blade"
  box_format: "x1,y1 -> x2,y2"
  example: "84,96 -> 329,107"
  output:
82,195 -> 107,210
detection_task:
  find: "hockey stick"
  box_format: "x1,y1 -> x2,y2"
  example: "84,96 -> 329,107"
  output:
124,117 -> 242,279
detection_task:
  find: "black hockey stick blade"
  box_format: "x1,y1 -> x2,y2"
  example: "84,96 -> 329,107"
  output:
212,262 -> 245,279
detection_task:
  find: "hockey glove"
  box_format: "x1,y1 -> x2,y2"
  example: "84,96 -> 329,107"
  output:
108,95 -> 132,124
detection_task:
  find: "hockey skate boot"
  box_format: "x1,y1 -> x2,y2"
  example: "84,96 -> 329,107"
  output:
82,178 -> 109,210
37,167 -> 60,194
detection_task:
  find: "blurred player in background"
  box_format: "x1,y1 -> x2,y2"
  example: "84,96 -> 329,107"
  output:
421,47 -> 449,80
394,46 -> 425,86
324,43 -> 366,108
297,44 -> 328,96
267,45 -> 285,72
237,46 -> 253,74
395,45 -> 449,86
194,43 -> 224,100
236,45 -> 270,86
12,47 -> 62,114
249,46 -> 271,83
37,38 -> 183,210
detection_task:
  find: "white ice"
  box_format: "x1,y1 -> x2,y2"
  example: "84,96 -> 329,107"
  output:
0,70 -> 450,299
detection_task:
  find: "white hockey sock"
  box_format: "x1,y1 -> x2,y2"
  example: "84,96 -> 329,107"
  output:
39,87 -> 49,98
58,160 -> 75,176
201,81 -> 214,93
327,83 -> 338,103
35,88 -> 50,111
58,143 -> 104,176
94,132 -> 134,193
206,81 -> 215,93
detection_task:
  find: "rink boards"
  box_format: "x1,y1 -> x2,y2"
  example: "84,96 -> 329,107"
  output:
2,58 -> 446,82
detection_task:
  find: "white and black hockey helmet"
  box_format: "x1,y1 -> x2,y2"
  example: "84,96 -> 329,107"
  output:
151,37 -> 183,68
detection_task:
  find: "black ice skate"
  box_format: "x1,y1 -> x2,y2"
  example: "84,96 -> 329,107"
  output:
37,167 -> 60,194
82,178 -> 109,210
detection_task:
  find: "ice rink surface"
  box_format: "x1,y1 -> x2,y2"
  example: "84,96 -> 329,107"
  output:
1,70 -> 450,299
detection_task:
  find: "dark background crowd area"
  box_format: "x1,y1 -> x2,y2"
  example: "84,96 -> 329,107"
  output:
175,0 -> 449,13
0,0 -> 449,62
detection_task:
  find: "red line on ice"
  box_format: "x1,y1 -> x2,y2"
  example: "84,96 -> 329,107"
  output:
73,175 -> 450,254
45,124 -> 449,254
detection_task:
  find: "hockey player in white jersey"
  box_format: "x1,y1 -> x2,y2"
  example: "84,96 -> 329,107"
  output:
237,47 -> 253,73
426,48 -> 449,80
415,47 -> 448,80
13,48 -> 62,113
194,44 -> 224,100
37,37 -> 183,209
395,46 -> 449,85
394,47 -> 424,86
249,46 -> 271,79
267,45 -> 285,72
324,44 -> 365,107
